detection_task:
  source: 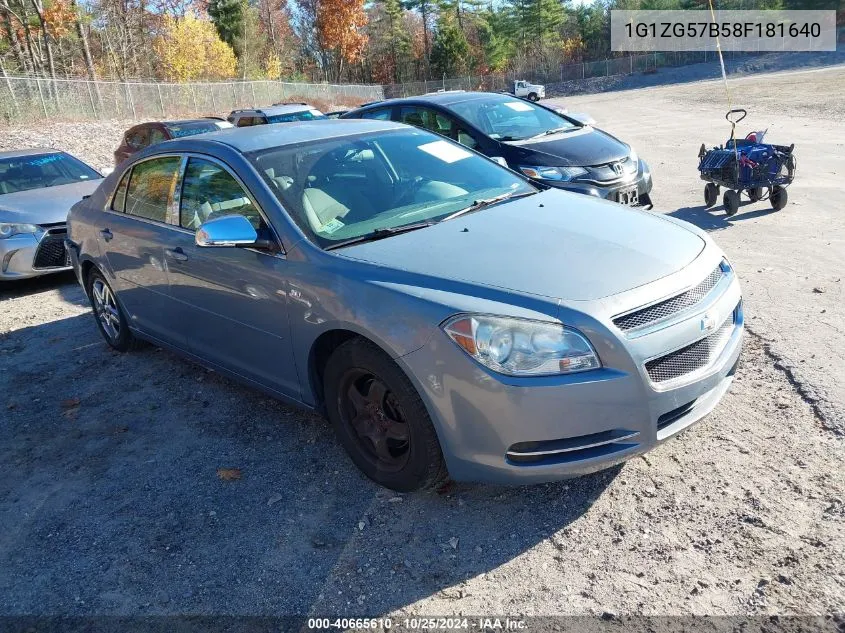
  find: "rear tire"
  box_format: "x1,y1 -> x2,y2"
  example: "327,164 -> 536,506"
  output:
323,338 -> 447,492
723,190 -> 740,217
770,185 -> 788,211
704,183 -> 718,208
528,92 -> 538,102
86,268 -> 137,352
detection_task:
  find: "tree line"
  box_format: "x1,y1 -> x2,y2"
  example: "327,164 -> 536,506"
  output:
0,0 -> 839,84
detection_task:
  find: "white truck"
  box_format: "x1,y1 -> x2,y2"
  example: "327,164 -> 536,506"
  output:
509,79 -> 545,101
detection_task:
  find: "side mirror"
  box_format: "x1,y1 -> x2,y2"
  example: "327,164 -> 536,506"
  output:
196,215 -> 266,248
569,112 -> 596,126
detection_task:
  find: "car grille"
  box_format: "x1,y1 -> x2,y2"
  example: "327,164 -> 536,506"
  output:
614,263 -> 725,332
583,156 -> 637,183
645,306 -> 738,384
33,227 -> 69,270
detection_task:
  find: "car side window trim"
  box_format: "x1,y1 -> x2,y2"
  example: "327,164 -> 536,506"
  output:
166,156 -> 190,226
172,152 -> 286,257
110,168 -> 131,212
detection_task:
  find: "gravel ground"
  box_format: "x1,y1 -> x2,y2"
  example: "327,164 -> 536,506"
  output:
1,66 -> 844,620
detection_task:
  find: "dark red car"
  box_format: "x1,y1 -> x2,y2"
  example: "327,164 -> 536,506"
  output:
114,118 -> 233,166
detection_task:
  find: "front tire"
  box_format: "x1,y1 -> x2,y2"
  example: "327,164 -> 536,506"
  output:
528,92 -> 539,102
86,268 -> 137,352
723,190 -> 740,217
323,338 -> 446,492
771,185 -> 788,211
704,182 -> 718,208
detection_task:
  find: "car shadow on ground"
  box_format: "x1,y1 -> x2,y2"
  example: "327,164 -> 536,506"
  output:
0,310 -> 617,616
0,270 -> 84,305
668,202 -> 779,232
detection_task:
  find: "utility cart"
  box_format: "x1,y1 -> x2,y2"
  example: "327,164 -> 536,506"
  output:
698,109 -> 796,217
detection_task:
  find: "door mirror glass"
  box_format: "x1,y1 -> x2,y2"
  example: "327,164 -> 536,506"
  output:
196,215 -> 259,247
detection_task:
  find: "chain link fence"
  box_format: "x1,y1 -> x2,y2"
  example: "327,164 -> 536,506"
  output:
380,50 -> 762,98
0,77 -> 384,124
4,42 -> 842,123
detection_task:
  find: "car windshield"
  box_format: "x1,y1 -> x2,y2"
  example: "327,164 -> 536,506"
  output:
450,95 -> 580,142
267,109 -> 327,124
0,153 -> 100,195
248,128 -> 537,249
167,122 -> 222,138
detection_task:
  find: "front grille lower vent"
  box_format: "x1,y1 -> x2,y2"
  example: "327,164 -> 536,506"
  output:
507,428 -> 640,465
33,228 -> 69,269
645,310 -> 736,384
657,399 -> 697,431
614,264 -> 725,333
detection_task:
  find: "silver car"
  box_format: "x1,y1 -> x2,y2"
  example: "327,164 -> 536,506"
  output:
1,149 -> 103,280
67,120 -> 743,491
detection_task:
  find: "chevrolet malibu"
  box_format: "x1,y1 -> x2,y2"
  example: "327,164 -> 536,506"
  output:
67,120 -> 743,491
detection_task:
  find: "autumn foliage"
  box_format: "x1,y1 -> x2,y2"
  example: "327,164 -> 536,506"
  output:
153,13 -> 237,81
316,0 -> 368,74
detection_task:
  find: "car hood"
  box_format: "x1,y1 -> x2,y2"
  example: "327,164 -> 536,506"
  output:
0,179 -> 103,225
505,126 -> 629,167
336,189 -> 705,302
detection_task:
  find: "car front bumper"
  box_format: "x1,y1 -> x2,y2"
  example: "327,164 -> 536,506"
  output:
398,266 -> 743,484
546,159 -> 654,207
0,227 -> 71,280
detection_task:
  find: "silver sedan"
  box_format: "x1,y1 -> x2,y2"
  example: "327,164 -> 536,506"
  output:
68,121 -> 743,491
0,149 -> 103,280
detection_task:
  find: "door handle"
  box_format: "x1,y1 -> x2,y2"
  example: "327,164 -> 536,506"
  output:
166,247 -> 188,262
100,228 -> 113,242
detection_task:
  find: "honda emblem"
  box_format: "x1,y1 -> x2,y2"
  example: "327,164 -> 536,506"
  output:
612,162 -> 623,176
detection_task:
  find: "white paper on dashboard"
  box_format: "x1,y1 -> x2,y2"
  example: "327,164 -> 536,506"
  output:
417,140 -> 473,163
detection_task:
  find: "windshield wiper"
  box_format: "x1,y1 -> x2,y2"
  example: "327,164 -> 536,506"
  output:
530,127 -> 572,139
324,221 -> 435,251
441,190 -> 537,223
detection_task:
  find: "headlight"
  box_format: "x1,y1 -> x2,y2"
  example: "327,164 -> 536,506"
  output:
442,314 -> 601,376
519,165 -> 588,182
0,223 -> 40,239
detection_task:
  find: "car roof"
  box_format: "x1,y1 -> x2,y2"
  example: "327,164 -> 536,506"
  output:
231,104 -> 317,117
162,119 -> 224,127
358,91 -> 508,110
165,119 -> 407,154
0,148 -> 63,159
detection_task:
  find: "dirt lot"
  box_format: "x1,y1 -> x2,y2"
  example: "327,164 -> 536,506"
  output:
1,67 -> 844,620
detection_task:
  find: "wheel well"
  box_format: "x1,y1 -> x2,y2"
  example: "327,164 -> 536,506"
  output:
80,260 -> 96,290
308,329 -> 368,411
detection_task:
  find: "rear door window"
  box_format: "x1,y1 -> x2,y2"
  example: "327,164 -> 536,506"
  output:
399,106 -> 441,133
124,156 -> 181,223
360,108 -> 392,121
126,127 -> 150,149
149,128 -> 168,144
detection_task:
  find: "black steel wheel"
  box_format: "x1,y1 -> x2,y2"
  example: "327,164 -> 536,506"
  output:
704,182 -> 718,208
723,190 -> 740,217
771,185 -> 788,211
323,338 -> 446,491
528,92 -> 539,102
